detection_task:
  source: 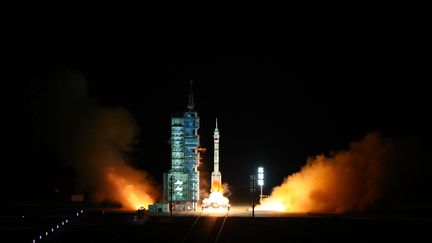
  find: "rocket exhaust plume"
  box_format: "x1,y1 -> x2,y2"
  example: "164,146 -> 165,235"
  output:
258,132 -> 399,213
40,69 -> 158,210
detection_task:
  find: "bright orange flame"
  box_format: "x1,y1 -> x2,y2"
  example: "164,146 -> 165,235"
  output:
255,200 -> 287,212
211,181 -> 222,192
257,133 -> 395,213
106,167 -> 155,210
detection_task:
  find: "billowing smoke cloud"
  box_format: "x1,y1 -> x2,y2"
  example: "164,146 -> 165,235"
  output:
258,132 -> 402,213
222,182 -> 231,197
67,107 -> 158,209
40,68 -> 158,209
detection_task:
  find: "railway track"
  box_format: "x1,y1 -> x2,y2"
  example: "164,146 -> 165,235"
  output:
182,211 -> 229,242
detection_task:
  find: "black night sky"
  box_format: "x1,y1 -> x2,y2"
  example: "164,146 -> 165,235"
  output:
16,36 -> 431,208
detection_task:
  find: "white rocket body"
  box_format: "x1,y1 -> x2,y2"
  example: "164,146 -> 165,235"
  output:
211,119 -> 222,192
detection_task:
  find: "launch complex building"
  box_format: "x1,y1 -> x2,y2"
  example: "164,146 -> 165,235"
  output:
163,82 -> 202,211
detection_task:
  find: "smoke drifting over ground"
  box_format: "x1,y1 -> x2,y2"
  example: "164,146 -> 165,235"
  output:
259,132 -> 403,213
41,69 -> 158,209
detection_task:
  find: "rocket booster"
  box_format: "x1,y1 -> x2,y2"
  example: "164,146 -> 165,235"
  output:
213,118 -> 220,172
211,118 -> 222,192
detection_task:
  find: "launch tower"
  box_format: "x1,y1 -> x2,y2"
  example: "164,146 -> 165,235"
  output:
164,81 -> 201,211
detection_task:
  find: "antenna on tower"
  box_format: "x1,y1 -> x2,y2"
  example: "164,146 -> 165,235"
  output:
188,80 -> 194,111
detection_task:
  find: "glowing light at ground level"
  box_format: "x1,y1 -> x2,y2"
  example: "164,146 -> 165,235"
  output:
202,191 -> 230,212
106,168 -> 155,210
202,207 -> 229,214
255,200 -> 287,212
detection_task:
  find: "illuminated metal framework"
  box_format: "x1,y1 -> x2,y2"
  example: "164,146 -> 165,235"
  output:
163,81 -> 201,210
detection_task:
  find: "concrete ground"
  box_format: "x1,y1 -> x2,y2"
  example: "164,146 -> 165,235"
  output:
2,205 -> 431,242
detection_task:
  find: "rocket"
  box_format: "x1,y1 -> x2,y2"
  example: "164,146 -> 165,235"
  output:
211,118 -> 222,192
